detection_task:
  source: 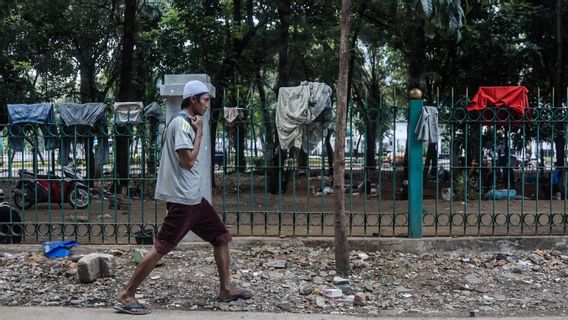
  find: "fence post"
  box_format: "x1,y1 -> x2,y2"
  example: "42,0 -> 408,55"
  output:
408,88 -> 423,238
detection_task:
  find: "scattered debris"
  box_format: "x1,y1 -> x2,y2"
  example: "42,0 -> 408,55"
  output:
0,246 -> 567,317
321,288 -> 343,300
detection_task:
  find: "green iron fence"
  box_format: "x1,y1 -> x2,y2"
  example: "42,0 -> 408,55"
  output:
0,117 -> 163,245
426,89 -> 568,237
213,94 -> 409,238
1,89 -> 568,244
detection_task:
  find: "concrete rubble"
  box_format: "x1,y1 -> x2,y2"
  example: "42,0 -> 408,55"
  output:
1,245 -> 568,317
77,253 -> 115,283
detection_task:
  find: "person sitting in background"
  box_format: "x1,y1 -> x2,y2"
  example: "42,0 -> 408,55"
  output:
532,166 -> 562,200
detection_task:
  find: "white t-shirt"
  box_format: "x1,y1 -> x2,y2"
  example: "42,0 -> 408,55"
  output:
154,115 -> 202,205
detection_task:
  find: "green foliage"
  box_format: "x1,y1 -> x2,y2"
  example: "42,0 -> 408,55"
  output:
1,0 -> 568,160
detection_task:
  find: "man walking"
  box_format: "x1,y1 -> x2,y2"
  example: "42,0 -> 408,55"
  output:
114,80 -> 251,315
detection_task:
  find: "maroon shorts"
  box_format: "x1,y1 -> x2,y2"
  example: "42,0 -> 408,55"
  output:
154,198 -> 232,254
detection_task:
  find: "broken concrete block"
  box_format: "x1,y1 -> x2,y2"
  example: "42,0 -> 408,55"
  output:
77,253 -> 115,283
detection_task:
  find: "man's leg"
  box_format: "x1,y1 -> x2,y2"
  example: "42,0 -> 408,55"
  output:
116,246 -> 164,310
193,198 -> 251,301
214,243 -> 242,299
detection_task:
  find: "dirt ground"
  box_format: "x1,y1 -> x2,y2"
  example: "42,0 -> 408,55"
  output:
2,172 -> 568,244
4,242 -> 568,317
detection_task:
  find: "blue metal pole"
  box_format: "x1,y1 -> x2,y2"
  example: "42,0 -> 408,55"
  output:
408,89 -> 424,238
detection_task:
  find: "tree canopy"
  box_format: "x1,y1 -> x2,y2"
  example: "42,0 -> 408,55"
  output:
1,0 -> 566,110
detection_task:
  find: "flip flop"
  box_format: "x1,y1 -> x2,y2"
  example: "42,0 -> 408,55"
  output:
112,304 -> 152,315
219,288 -> 253,302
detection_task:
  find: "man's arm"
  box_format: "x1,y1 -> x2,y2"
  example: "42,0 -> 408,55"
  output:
177,133 -> 202,169
177,117 -> 203,170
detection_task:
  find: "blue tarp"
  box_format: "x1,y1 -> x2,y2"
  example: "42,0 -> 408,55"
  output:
58,103 -> 109,166
7,103 -> 53,124
60,103 -> 107,126
7,104 -> 58,151
484,188 -> 517,200
42,240 -> 79,258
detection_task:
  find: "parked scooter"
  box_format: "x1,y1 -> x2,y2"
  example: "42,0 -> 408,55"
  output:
12,163 -> 90,210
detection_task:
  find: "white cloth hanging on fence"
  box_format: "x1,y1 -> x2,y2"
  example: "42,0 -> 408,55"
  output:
276,81 -> 332,151
223,107 -> 243,123
113,102 -> 144,123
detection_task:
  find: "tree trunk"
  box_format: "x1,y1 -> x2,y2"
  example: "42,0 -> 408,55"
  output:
347,1 -> 368,102
334,0 -> 352,277
276,0 -> 291,89
77,60 -> 98,185
210,97 -> 223,188
325,129 -> 334,176
246,0 -> 254,26
147,119 -> 158,177
405,25 -> 425,91
268,142 -> 288,194
555,0 -> 565,168
296,149 -> 308,170
362,47 -> 380,193
256,71 -> 271,147
355,134 -> 362,159
268,0 -> 291,194
364,108 -> 377,192
467,122 -> 481,168
402,8 -> 426,199
116,0 -> 137,190
118,0 -> 136,101
85,137 -> 96,188
258,74 -> 284,193
256,72 -> 270,172
233,116 -> 247,172
78,60 -> 98,103
204,0 -> 221,188
210,0 -> 262,186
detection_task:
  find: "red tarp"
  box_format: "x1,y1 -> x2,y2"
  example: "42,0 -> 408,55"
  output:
467,86 -> 529,117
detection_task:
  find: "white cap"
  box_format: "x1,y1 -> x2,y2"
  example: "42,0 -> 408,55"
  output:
182,80 -> 209,99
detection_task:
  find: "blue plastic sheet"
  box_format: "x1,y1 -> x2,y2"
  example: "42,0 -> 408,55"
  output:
42,240 -> 79,258
7,103 -> 53,124
484,189 -> 517,200
7,104 -> 59,152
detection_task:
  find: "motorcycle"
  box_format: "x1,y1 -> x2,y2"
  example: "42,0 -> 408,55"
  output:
12,164 -> 90,210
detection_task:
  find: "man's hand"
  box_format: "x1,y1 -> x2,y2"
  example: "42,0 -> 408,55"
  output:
190,116 -> 203,136
179,116 -> 203,170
